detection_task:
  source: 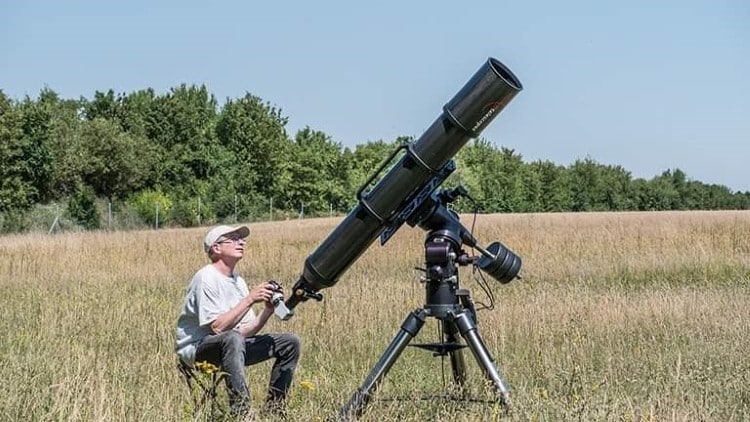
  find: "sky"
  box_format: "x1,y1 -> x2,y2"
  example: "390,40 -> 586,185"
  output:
2,0 -> 748,192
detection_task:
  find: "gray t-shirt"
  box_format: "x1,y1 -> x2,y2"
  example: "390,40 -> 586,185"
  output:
175,264 -> 256,365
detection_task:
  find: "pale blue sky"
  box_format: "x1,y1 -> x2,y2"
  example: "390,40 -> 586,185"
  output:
2,0 -> 748,191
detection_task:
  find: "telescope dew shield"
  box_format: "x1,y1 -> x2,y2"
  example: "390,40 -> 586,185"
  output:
444,58 -> 522,138
292,58 -> 523,305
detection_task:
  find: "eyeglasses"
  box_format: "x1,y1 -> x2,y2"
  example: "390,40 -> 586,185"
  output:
216,237 -> 246,245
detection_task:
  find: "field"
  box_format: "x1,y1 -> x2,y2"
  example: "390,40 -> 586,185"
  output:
1,210 -> 749,421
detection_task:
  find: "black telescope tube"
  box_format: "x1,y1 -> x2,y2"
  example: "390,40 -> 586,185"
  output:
287,58 -> 522,309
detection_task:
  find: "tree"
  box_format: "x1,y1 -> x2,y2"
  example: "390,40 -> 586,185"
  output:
68,184 -> 100,229
632,177 -> 677,211
0,89 -> 60,211
0,91 -> 31,212
598,164 -> 634,211
285,127 -> 347,213
77,118 -> 156,200
568,159 -> 636,211
518,161 -> 543,212
530,160 -> 572,212
84,89 -> 121,122
216,94 -> 292,199
457,140 -> 526,212
17,89 -> 57,203
46,95 -> 86,197
142,85 -> 221,188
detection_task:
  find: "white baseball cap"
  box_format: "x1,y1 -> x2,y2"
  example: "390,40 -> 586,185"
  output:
203,225 -> 250,254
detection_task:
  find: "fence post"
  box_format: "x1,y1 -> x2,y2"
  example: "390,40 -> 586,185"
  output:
299,202 -> 304,219
155,203 -> 160,229
269,198 -> 273,221
108,202 -> 112,230
48,215 -> 60,235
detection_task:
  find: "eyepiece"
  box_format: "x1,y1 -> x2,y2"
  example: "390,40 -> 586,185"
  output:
476,241 -> 522,283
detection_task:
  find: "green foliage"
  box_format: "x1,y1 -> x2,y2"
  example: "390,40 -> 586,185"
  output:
1,85 -> 748,234
153,85 -> 220,186
17,89 -> 55,203
168,185 -> 216,227
84,89 -> 121,122
217,93 -> 291,199
78,118 -> 156,200
169,199 -> 203,227
46,97 -> 86,197
456,140 -> 528,212
530,160 -> 572,212
0,89 -> 58,211
569,158 -> 605,211
0,209 -> 29,233
127,190 -> 173,227
0,91 -> 30,212
68,185 -> 100,230
285,127 -> 348,213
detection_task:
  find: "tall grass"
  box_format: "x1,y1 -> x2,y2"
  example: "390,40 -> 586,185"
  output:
1,211 -> 748,421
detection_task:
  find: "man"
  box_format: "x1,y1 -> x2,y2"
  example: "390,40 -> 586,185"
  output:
175,224 -> 301,415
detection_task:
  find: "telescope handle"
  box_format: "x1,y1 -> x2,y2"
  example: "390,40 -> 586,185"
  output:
356,142 -> 409,202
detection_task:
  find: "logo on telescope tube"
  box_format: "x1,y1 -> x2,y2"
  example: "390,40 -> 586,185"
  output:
471,101 -> 503,133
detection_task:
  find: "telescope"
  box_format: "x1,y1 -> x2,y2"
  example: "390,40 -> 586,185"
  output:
284,57 -> 523,311
282,57 -> 524,418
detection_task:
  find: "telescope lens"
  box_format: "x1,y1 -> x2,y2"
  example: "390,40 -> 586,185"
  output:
476,241 -> 522,284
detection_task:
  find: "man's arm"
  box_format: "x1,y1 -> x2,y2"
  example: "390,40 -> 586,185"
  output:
236,306 -> 274,337
210,282 -> 274,334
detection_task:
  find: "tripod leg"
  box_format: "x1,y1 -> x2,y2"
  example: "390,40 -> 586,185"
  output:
442,320 -> 467,386
339,309 -> 426,420
452,310 -> 511,408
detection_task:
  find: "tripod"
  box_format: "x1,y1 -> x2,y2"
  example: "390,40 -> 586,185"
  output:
339,229 -> 511,419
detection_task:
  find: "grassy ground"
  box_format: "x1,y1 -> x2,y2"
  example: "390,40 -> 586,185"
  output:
0,211 -> 748,421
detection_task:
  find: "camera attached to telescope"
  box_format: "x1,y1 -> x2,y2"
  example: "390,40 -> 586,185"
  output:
267,280 -> 295,320
276,57 -> 524,418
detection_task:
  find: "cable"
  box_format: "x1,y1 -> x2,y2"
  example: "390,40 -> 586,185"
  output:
463,193 -> 495,312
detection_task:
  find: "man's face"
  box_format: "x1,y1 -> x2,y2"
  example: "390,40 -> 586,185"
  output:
213,234 -> 247,260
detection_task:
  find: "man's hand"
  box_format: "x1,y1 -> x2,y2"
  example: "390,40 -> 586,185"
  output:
248,282 -> 275,306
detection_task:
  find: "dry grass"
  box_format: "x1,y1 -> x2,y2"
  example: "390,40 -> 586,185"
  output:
0,210 -> 748,421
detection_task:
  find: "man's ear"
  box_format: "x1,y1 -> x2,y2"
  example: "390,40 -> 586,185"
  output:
208,244 -> 220,260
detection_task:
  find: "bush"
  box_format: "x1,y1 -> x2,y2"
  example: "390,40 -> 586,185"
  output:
0,209 -> 29,234
127,190 -> 173,228
68,186 -> 100,229
170,196 -> 215,227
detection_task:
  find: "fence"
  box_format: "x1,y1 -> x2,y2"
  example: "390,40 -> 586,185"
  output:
26,196 -> 349,235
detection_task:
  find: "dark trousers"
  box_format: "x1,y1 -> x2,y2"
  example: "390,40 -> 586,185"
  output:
195,330 -> 301,409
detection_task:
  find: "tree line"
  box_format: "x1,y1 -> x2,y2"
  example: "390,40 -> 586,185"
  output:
1,85 -> 748,233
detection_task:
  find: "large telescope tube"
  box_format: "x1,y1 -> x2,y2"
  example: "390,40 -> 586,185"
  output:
286,58 -> 522,311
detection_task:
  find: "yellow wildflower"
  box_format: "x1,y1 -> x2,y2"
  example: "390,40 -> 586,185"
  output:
195,361 -> 220,375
